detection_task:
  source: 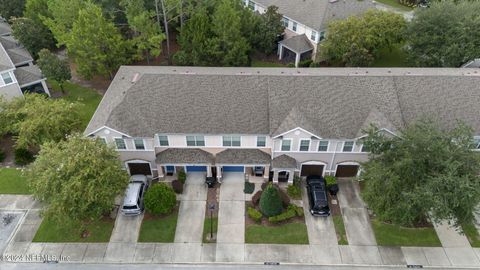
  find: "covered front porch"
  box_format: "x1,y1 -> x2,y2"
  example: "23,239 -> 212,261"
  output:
156,148 -> 215,180
215,148 -> 271,183
278,34 -> 314,67
272,154 -> 298,184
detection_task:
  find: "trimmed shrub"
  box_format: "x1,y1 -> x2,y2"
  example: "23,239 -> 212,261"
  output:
289,204 -> 304,217
177,171 -> 186,184
268,207 -> 296,223
14,148 -> 34,165
287,184 -> 302,200
144,183 -> 176,215
247,207 -> 262,223
252,190 -> 262,206
325,176 -> 337,187
171,180 -> 183,194
244,182 -> 255,194
259,184 -> 283,217
309,61 -> 321,67
261,182 -> 269,190
278,188 -> 291,207
0,148 -> 5,162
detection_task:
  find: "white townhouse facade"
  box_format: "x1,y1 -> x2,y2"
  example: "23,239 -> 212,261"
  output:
85,66 -> 480,184
244,0 -> 375,66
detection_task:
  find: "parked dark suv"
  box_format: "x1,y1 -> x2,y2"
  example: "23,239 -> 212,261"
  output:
306,175 -> 330,217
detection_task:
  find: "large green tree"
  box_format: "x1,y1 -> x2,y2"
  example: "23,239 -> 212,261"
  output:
248,6 -> 284,55
11,17 -> 56,58
361,119 -> 480,229
22,0 -> 56,50
27,134 -> 129,223
406,0 -> 480,67
0,0 -> 26,22
320,10 -> 406,67
42,0 -> 87,46
37,49 -> 71,92
65,2 -> 129,79
0,94 -> 82,151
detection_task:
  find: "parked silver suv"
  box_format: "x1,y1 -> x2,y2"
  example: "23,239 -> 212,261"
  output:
121,175 -> 149,216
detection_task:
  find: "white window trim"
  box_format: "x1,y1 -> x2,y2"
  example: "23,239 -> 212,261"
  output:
186,135 -> 205,147
114,137 -> 127,150
298,138 -> 311,152
158,135 -> 169,146
0,71 -> 16,87
222,135 -> 242,147
134,138 -> 146,150
318,140 -> 329,152
342,141 -> 355,152
281,138 -> 292,151
256,136 -> 267,147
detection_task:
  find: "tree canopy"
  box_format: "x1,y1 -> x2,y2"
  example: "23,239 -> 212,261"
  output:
406,0 -> 480,67
11,17 -> 56,59
37,49 -> 71,92
27,134 -> 129,223
320,10 -> 406,67
360,118 -> 480,228
0,0 -> 26,22
0,94 -> 82,151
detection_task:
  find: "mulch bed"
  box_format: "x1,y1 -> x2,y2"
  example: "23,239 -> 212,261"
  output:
328,192 -> 341,216
245,201 -> 305,227
206,183 -> 219,217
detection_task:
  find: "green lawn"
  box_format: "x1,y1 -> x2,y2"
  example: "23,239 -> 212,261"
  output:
462,222 -> 480,248
0,168 -> 30,194
138,209 -> 179,242
33,217 -> 114,242
375,0 -> 413,11
251,60 -> 286,67
50,81 -> 102,129
203,217 -> 218,243
245,222 -> 309,244
372,46 -> 409,67
371,218 -> 441,247
333,215 -> 348,245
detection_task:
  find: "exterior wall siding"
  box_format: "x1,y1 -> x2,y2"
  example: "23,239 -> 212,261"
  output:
0,82 -> 23,100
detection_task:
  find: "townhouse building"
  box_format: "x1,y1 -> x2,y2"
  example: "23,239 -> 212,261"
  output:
85,66 -> 480,184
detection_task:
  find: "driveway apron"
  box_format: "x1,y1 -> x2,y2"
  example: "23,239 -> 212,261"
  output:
174,173 -> 207,243
337,178 -> 377,246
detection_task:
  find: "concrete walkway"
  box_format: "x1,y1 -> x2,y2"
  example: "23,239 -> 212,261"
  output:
174,173 -> 207,243
216,173 -> 245,262
337,178 -> 377,246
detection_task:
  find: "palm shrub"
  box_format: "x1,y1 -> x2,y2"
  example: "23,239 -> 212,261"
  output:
144,183 -> 176,215
259,184 -> 283,217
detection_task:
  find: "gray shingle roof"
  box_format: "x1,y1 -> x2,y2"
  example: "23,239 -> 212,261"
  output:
0,36 -> 18,50
14,65 -> 44,87
0,21 -> 11,36
156,148 -> 214,165
6,47 -> 33,66
279,34 -> 313,53
272,154 -> 297,169
216,149 -> 271,165
0,43 -> 14,72
254,0 -> 375,31
85,66 -> 480,139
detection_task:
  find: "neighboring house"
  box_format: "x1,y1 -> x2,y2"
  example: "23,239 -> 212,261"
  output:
244,0 -> 375,66
0,21 -> 49,100
85,66 -> 480,184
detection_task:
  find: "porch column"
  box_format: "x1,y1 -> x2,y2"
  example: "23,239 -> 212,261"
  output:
41,80 -> 51,97
278,44 -> 283,60
273,170 -> 279,184
216,166 -> 222,181
207,165 -> 212,177
263,165 -> 270,180
157,164 -> 165,178
287,170 -> 294,184
295,53 -> 301,67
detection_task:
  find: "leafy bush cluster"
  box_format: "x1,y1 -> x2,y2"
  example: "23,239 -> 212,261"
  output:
244,182 -> 255,194
144,183 -> 176,215
259,184 -> 283,217
177,171 -> 186,184
268,204 -> 303,223
171,180 -> 183,194
0,148 -> 5,162
14,148 -> 34,165
247,207 -> 262,223
325,176 -> 337,187
287,185 -> 301,200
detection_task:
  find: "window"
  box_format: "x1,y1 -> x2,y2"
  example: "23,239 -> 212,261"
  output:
292,22 -> 297,31
248,1 -> 255,10
343,141 -> 354,152
115,138 -> 126,150
257,136 -> 266,147
1,72 -> 13,85
299,139 -> 310,151
223,136 -> 241,147
281,17 -> 289,28
134,139 -> 145,150
158,135 -> 169,146
186,135 -> 205,146
319,31 -> 325,41
311,31 -> 317,41
318,141 -> 329,152
361,144 -> 370,152
281,139 -> 291,151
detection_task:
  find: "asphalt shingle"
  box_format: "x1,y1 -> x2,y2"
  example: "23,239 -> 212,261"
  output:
156,148 -> 214,165
216,149 -> 271,165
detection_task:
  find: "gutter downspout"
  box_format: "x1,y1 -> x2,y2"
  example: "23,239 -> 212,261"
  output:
329,141 -> 337,176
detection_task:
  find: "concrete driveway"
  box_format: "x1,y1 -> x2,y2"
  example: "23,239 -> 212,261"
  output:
216,173 -> 245,262
109,213 -> 143,243
337,178 -> 377,246
174,173 -> 207,243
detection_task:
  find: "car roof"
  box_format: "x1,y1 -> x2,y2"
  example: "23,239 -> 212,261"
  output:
123,182 -> 143,206
130,174 -> 147,183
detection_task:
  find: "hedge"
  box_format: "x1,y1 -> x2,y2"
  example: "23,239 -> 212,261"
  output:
247,207 -> 262,223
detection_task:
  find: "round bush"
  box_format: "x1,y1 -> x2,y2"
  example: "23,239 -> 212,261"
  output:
171,180 -> 184,194
259,184 -> 283,217
144,183 -> 176,215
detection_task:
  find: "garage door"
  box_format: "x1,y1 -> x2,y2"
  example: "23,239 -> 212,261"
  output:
300,164 -> 324,177
335,165 -> 359,177
222,166 -> 244,173
128,162 -> 151,175
185,166 -> 207,172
